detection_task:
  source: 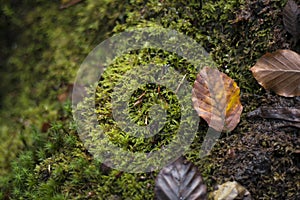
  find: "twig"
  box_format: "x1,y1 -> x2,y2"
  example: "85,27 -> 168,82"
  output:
175,74 -> 187,94
60,0 -> 84,9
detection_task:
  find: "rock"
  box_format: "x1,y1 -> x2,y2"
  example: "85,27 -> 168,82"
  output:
209,181 -> 252,200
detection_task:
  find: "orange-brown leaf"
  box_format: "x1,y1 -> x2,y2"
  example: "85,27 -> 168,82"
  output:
250,49 -> 300,97
192,67 -> 243,132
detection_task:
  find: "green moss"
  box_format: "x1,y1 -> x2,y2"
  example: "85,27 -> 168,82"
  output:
0,0 -> 127,175
1,104 -> 155,199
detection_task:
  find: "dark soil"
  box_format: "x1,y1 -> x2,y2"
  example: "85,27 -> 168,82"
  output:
206,93 -> 300,199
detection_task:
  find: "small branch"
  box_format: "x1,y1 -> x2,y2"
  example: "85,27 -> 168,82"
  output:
175,74 -> 187,94
60,0 -> 84,9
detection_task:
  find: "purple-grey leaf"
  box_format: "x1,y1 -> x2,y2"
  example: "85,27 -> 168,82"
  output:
155,157 -> 207,200
283,0 -> 300,42
247,107 -> 300,123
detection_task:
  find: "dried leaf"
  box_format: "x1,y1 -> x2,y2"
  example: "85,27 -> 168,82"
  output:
278,122 -> 300,129
192,67 -> 243,132
57,84 -> 74,102
247,107 -> 300,129
250,49 -> 300,97
247,107 -> 300,123
155,157 -> 207,200
283,0 -> 300,43
209,181 -> 252,200
41,122 -> 51,133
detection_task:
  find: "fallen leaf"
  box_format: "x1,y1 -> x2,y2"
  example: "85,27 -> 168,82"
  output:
57,92 -> 69,102
278,122 -> 300,129
247,107 -> 300,122
247,107 -> 300,129
209,181 -> 252,200
192,67 -> 243,132
283,0 -> 300,43
155,156 -> 207,200
57,84 -> 74,102
41,122 -> 51,133
250,49 -> 300,97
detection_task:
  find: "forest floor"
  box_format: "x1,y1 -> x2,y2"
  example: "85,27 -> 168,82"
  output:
0,0 -> 299,199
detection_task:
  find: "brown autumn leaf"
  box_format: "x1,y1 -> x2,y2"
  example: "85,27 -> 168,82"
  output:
41,122 -> 51,133
192,67 -> 243,132
57,84 -> 74,102
250,49 -> 300,97
283,0 -> 300,43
